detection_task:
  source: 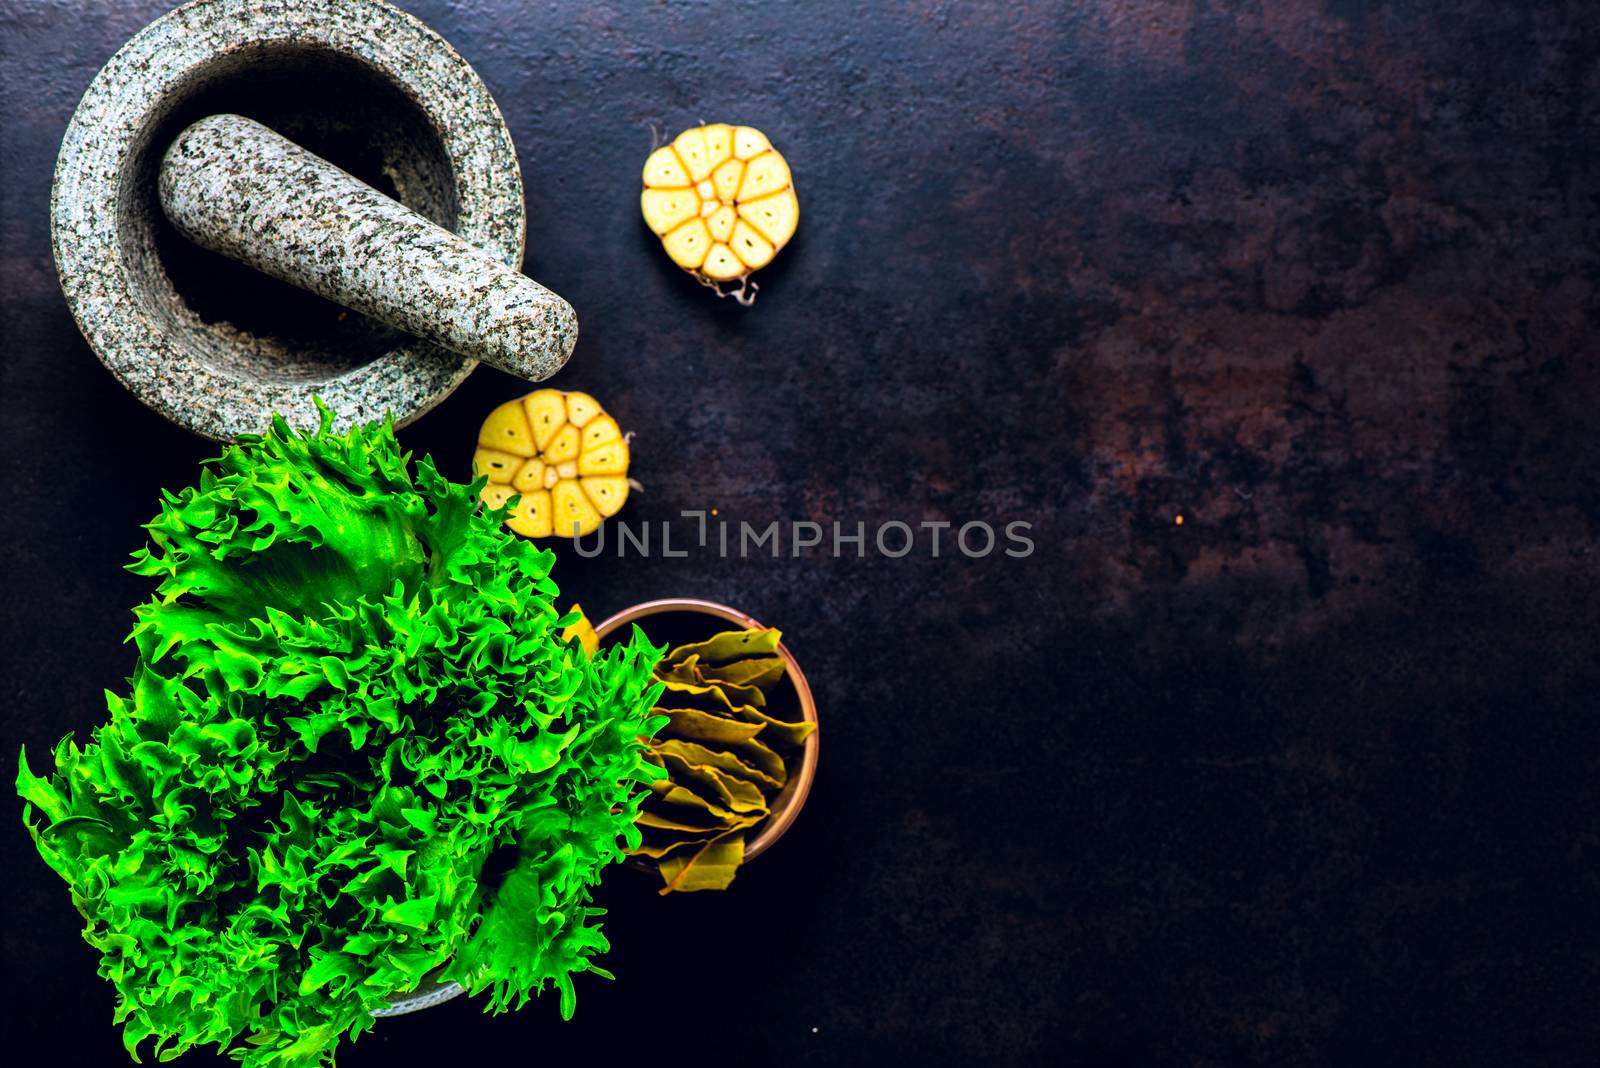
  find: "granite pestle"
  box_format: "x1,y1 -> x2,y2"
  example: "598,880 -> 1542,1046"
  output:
159,113 -> 575,383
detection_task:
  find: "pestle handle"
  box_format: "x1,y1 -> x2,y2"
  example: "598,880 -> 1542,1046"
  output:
158,114 -> 575,383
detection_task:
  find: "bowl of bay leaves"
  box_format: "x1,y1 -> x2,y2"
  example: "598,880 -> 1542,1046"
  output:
593,599 -> 819,893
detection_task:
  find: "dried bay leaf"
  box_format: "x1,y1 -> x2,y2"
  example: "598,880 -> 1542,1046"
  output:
646,780 -> 737,820
663,628 -> 782,666
721,734 -> 788,786
637,808 -> 738,834
635,811 -> 761,857
657,751 -> 739,810
659,751 -> 768,815
655,656 -> 704,686
721,703 -> 816,748
655,738 -> 782,792
658,673 -> 766,710
633,832 -> 720,860
658,706 -> 767,746
657,832 -> 746,894
700,656 -> 786,689
706,770 -> 768,814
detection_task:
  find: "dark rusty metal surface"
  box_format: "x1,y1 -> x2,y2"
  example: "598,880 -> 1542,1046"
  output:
2,1 -> 1598,1064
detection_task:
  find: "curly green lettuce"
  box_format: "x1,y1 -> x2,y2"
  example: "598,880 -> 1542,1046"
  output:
17,404 -> 665,1067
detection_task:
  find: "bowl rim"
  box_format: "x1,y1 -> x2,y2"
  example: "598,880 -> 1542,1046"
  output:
592,598 -> 819,863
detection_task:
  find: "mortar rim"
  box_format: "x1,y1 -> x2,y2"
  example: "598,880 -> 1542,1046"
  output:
51,0 -> 527,441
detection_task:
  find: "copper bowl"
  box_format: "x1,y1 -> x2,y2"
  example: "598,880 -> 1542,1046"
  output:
593,598 -> 820,862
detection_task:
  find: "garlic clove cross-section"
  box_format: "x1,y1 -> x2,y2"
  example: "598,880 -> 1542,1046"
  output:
474,389 -> 632,538
641,123 -> 799,303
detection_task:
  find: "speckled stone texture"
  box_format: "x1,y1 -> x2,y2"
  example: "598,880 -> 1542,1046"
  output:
5,1 -> 1600,1066
50,0 -> 531,440
160,115 -> 574,383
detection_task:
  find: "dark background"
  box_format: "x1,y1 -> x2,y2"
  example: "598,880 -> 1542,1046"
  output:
4,1 -> 1599,1064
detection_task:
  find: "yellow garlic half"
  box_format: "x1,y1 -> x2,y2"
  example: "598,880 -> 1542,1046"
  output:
474,390 -> 630,538
641,123 -> 799,301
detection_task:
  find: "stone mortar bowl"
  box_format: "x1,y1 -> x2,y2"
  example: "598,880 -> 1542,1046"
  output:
52,0 -> 534,441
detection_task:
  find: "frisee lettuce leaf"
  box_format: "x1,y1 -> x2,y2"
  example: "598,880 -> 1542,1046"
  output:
16,403 -> 666,1067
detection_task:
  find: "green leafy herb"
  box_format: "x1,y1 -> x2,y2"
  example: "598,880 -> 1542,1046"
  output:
17,404 -> 665,1067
